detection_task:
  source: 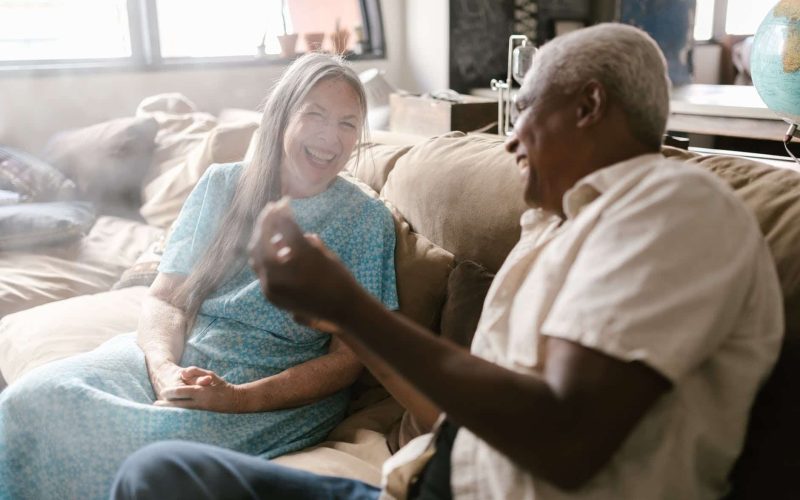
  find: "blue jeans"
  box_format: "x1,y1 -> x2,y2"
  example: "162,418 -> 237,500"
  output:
110,440 -> 381,500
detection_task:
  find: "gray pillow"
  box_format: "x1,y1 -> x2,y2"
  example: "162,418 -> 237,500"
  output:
44,116 -> 158,218
0,201 -> 95,251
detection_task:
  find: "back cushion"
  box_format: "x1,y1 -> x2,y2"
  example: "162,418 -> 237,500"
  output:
662,147 -> 800,338
380,133 -> 529,272
346,142 -> 412,193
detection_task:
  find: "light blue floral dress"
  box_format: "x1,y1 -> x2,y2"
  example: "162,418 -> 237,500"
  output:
0,163 -> 398,500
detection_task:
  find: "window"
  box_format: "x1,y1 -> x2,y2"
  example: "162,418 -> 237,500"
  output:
0,0 -> 384,70
694,0 -> 776,41
0,0 -> 131,61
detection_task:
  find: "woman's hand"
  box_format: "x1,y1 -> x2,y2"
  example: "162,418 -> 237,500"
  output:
150,361 -> 186,400
154,366 -> 248,413
248,198 -> 364,331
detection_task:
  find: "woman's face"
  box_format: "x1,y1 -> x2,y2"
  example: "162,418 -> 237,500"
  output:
282,78 -> 363,198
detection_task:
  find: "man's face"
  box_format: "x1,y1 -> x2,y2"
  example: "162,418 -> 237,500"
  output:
505,83 -> 578,213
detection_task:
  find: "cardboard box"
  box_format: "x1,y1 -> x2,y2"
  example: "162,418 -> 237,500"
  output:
389,93 -> 497,136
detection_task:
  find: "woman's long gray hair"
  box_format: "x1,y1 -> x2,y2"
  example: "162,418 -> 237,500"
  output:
171,53 -> 368,322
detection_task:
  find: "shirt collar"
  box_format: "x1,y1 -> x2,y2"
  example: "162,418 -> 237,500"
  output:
562,153 -> 662,219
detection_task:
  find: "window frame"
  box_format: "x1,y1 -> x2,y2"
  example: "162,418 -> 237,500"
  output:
694,0 -> 769,43
0,0 -> 386,75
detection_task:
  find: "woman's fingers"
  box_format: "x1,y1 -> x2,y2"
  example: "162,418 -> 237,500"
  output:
160,385 -> 198,401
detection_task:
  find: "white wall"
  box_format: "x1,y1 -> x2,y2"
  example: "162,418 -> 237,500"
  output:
0,0 -> 408,153
400,0 -> 449,94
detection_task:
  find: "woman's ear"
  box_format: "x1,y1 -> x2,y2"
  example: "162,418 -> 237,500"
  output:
576,80 -> 606,128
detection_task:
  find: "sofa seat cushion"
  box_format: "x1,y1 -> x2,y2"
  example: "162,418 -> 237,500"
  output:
381,132 -> 529,273
273,397 -> 404,486
0,286 -> 148,383
0,216 -> 162,317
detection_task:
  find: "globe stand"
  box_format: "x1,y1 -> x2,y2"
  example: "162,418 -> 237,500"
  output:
783,123 -> 800,166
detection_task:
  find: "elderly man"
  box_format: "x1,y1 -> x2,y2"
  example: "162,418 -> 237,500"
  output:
112,23 -> 782,499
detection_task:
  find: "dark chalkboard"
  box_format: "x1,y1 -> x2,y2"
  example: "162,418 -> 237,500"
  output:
449,0 -> 515,93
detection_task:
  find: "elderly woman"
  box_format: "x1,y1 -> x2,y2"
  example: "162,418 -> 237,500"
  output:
0,53 -> 397,500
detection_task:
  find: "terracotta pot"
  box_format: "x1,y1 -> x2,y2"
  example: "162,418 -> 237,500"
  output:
304,32 -> 325,52
277,33 -> 298,58
330,29 -> 350,54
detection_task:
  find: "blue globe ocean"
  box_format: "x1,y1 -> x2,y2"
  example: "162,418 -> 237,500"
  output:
751,0 -> 800,125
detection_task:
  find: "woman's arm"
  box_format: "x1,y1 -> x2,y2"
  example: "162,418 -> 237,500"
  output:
158,336 -> 364,413
137,272 -> 190,399
236,336 -> 362,412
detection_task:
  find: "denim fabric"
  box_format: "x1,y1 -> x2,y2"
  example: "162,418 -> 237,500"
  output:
111,441 -> 381,500
0,201 -> 95,250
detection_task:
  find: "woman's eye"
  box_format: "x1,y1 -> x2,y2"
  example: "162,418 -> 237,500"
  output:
340,121 -> 357,130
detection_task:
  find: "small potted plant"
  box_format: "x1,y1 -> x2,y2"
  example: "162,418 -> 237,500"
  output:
276,0 -> 297,58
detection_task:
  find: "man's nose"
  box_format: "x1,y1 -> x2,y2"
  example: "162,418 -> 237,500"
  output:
505,133 -> 519,154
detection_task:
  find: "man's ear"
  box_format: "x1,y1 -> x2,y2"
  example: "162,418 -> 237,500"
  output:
576,80 -> 606,128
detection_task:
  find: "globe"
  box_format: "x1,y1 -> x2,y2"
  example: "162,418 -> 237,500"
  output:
751,0 -> 800,126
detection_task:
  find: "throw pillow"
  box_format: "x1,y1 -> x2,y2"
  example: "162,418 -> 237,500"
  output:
0,201 -> 95,251
0,146 -> 77,201
140,121 -> 259,228
43,116 -> 159,218
386,259 -> 494,453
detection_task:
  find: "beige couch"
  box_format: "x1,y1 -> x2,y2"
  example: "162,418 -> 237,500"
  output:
2,97 -> 800,497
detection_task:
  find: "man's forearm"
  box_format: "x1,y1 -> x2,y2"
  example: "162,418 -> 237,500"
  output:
338,291 -> 596,488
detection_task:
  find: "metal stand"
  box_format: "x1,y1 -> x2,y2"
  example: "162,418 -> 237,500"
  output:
490,35 -> 530,136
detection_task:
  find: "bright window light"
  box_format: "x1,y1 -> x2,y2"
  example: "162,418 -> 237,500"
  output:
694,0 -> 715,40
0,0 -> 131,61
726,0 -> 776,35
157,0 -> 288,58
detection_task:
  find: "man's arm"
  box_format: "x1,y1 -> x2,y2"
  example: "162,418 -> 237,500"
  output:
250,201 -> 670,489
340,291 -> 669,490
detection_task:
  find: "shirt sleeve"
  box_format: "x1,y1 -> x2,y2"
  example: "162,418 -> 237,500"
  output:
540,172 -> 760,382
158,163 -> 238,276
348,198 -> 400,311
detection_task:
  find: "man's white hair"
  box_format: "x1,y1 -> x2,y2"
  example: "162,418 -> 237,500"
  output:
525,23 -> 670,149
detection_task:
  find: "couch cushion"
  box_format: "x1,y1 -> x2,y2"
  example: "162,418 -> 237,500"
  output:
140,121 -> 259,228
0,216 -> 162,317
43,116 -> 158,218
387,259 -> 494,453
662,147 -> 800,338
346,142 -> 412,193
381,132 -> 529,273
0,286 -> 148,383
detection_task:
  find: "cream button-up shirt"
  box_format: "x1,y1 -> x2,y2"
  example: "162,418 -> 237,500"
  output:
383,154 -> 784,500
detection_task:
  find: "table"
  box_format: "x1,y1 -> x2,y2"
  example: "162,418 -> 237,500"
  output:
472,84 -> 790,142
668,84 -> 789,142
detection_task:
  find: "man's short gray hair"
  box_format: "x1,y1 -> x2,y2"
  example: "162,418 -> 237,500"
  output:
525,23 -> 670,149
